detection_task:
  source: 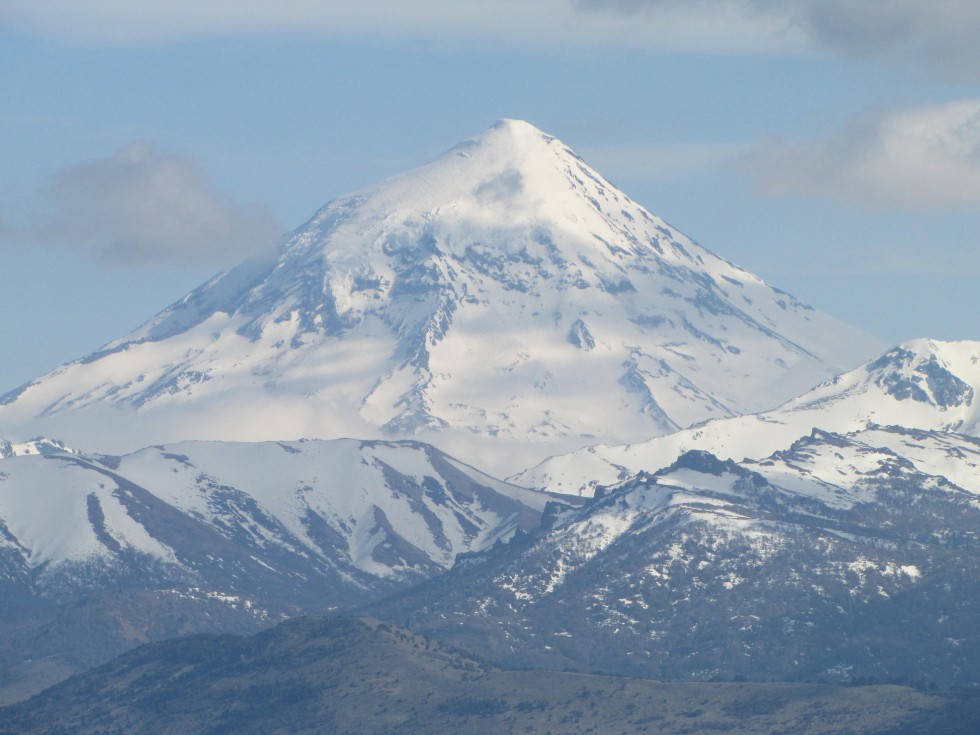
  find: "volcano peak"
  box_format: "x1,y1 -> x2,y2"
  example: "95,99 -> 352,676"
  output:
0,122 -> 883,476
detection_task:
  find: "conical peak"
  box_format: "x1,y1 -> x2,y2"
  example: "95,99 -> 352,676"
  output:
308,118 -> 636,256
421,118 -> 577,196
457,118 -> 557,156
491,118 -> 546,134
271,119 -> 809,332
0,119 -> 887,469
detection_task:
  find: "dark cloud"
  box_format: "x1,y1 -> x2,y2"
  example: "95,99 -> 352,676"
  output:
32,142 -> 281,266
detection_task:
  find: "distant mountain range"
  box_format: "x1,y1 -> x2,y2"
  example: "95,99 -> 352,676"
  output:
0,438 -> 545,701
374,425 -> 980,688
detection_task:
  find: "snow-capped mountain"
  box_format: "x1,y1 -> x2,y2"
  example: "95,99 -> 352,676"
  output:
0,437 -> 77,459
519,338 -> 980,495
0,436 -> 549,700
0,437 -> 545,606
376,425 -> 980,688
0,120 -> 880,477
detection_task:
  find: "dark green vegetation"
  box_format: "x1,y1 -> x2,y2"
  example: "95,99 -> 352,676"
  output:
1,617 -> 978,735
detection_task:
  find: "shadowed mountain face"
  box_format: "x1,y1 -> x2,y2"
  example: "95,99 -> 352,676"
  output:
0,120 -> 880,477
373,427 -> 980,689
0,438 -> 546,703
2,616 -> 978,735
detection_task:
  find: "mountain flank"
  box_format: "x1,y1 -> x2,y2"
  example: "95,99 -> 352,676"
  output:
1,616 -> 977,735
0,437 -> 548,703
373,426 -> 980,688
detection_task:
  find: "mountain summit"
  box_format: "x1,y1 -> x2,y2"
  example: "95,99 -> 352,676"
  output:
0,120 -> 880,475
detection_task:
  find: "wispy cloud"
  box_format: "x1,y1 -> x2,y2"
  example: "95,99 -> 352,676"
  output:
800,0 -> 980,79
577,1 -> 980,77
31,142 -> 281,266
0,0 -> 804,52
741,100 -> 980,208
584,141 -> 751,182
9,2 -> 980,78
8,2 -> 980,80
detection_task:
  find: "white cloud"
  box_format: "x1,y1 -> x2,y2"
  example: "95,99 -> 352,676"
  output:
7,1 -> 980,78
582,99 -> 980,212
0,0 -> 803,52
577,1 -> 980,77
741,100 -> 980,209
32,142 -> 281,266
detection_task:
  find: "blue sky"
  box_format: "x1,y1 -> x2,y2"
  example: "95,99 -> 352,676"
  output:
3,1 -> 980,392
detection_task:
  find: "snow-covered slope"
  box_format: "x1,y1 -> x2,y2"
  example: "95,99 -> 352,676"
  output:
377,426 -> 980,687
0,435 -> 550,704
0,437 -> 77,459
0,438 -> 546,606
749,424 -> 980,508
519,338 -> 980,495
0,120 -> 881,477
